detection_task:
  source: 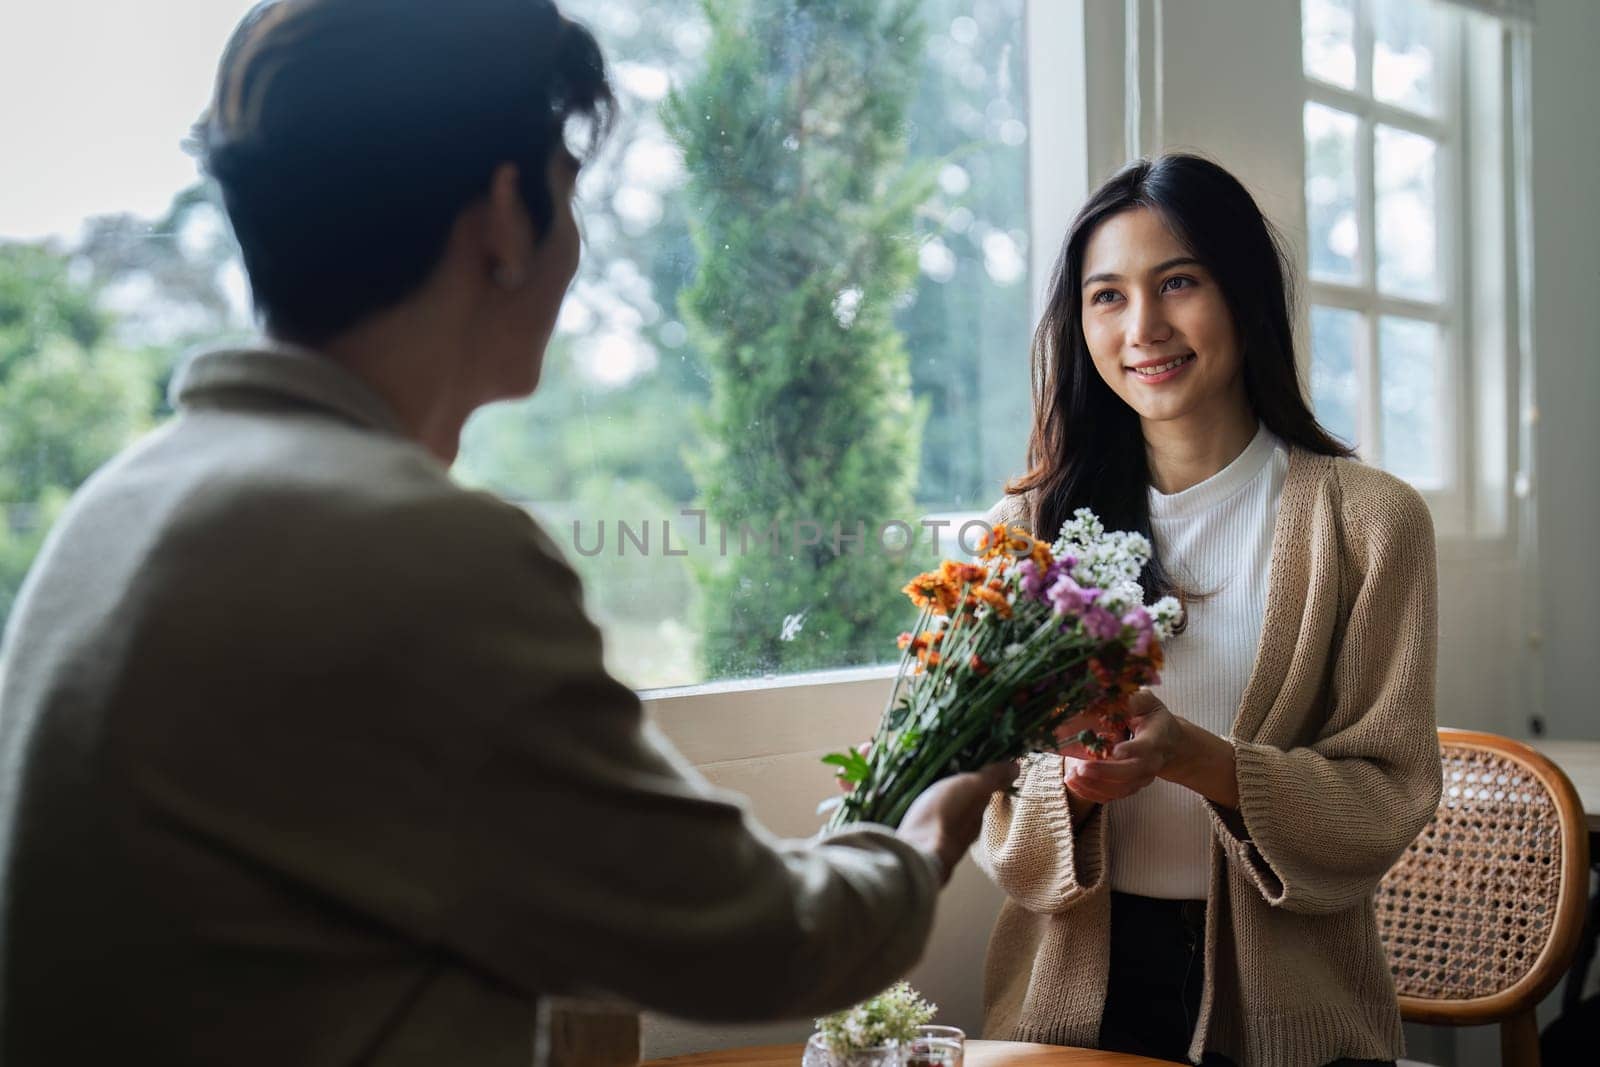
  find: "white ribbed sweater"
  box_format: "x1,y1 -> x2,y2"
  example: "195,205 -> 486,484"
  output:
1112,426 -> 1287,898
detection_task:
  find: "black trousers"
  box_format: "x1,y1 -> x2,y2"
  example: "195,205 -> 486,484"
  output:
1098,891 -> 1396,1067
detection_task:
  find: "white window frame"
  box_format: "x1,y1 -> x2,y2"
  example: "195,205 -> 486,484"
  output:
1303,0 -> 1468,531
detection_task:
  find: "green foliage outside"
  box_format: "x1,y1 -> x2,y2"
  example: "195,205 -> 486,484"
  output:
0,246 -> 162,628
665,0 -> 933,676
0,192 -> 245,636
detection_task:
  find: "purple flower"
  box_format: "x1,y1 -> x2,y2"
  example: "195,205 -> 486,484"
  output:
1121,606 -> 1154,656
1082,603 -> 1123,641
1046,572 -> 1098,616
1017,559 -> 1047,601
1044,556 -> 1076,587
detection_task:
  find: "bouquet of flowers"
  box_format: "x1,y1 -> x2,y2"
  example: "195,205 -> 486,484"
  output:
821,509 -> 1181,830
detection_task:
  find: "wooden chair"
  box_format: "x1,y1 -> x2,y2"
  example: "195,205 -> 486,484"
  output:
1376,729 -> 1591,1067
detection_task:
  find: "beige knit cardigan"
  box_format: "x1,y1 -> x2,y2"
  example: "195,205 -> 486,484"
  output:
975,448 -> 1442,1067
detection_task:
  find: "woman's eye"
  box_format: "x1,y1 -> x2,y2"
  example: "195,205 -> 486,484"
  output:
1161,275 -> 1196,293
1090,289 -> 1121,306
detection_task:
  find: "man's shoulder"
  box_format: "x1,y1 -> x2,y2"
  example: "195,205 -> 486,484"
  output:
91,415 -> 574,609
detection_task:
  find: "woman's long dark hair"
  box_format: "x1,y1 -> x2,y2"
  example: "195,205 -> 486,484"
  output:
1008,153 -> 1352,602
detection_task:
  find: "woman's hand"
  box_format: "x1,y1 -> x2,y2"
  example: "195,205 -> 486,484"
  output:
1063,690 -> 1241,810
1062,690 -> 1182,802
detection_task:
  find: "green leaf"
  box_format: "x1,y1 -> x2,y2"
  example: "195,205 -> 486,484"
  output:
820,748 -> 871,782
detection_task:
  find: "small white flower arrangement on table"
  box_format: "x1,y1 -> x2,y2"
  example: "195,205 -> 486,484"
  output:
804,983 -> 957,1066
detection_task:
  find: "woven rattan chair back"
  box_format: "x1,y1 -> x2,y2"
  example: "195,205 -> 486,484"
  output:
1375,729 -> 1590,1065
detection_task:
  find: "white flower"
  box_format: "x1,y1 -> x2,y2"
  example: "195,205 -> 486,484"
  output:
1053,507 -> 1105,551
1098,579 -> 1145,615
1150,596 -> 1184,638
1053,510 -> 1153,594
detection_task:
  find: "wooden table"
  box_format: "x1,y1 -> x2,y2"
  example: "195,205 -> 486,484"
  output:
1528,739 -> 1600,1014
643,1040 -> 1178,1066
1531,739 -> 1600,833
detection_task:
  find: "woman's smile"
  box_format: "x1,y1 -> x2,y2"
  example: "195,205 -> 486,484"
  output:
1128,352 -> 1197,383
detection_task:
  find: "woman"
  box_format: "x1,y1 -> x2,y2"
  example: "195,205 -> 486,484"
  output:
976,154 -> 1441,1067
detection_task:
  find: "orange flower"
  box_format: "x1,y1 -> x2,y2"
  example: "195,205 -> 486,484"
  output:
980,522 -> 1047,565
966,584 -> 1012,618
939,559 -> 987,587
898,630 -> 943,653
976,524 -> 1007,555
969,653 -> 992,676
902,572 -> 959,615
1088,657 -> 1115,691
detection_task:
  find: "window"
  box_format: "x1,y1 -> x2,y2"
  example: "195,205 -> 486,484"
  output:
458,0 -> 1034,690
0,1 -> 257,633
1303,0 -> 1466,496
0,1 -> 1038,694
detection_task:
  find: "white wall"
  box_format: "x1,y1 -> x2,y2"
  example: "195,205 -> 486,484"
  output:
1523,2 -> 1600,1057
1531,0 -> 1600,743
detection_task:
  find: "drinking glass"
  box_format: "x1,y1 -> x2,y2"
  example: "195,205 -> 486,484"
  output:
905,1025 -> 964,1067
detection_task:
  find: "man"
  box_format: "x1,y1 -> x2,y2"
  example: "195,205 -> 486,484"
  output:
0,2 -> 1011,1063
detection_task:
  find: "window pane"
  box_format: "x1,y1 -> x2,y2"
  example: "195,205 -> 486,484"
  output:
1302,0 -> 1357,89
0,0 -> 259,637
1379,316 -> 1442,487
1304,103 -> 1361,284
1375,125 -> 1439,301
1373,0 -> 1441,115
456,0 -> 1032,688
1309,305 -> 1362,450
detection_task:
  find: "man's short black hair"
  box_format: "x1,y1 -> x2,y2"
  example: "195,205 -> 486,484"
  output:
195,0 -> 614,344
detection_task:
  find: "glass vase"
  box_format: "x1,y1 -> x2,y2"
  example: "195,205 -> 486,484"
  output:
801,1033 -> 905,1067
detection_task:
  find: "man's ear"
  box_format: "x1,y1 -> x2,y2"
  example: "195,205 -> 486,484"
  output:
484,162 -> 534,288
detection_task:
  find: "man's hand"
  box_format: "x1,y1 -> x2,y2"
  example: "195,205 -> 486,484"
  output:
896,761 -> 1019,885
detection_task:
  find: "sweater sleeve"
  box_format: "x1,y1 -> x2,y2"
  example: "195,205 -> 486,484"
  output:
434,504 -> 943,1019
1206,471 -> 1443,915
972,753 -> 1109,914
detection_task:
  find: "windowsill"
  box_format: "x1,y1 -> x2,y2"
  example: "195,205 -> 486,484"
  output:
639,662 -> 898,705
642,664 -> 899,766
